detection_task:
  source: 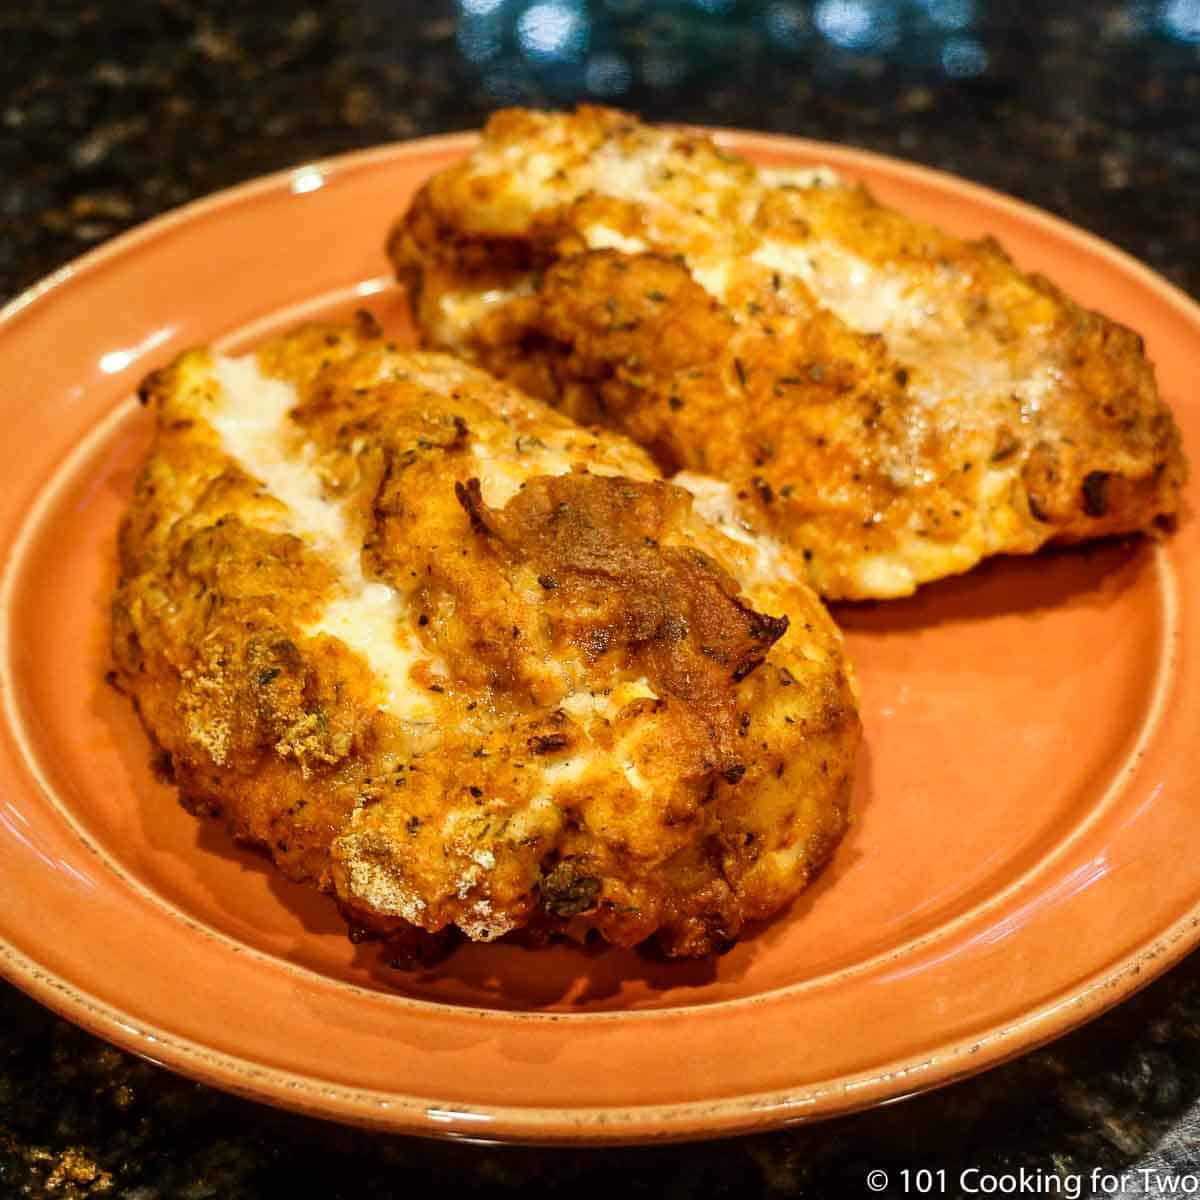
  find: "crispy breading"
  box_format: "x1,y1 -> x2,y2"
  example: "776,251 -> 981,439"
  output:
112,320 -> 860,961
390,106 -> 1187,600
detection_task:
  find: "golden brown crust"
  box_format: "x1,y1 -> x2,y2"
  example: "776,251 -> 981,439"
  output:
112,322 -> 860,961
390,106 -> 1187,600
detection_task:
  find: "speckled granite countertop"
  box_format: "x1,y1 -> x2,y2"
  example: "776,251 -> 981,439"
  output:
3,2 -> 1199,1196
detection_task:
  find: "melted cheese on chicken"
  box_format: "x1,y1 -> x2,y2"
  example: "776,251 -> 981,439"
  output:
209,355 -> 442,718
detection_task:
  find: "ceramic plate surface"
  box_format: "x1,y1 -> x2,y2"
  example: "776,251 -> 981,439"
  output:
0,131 -> 1197,1145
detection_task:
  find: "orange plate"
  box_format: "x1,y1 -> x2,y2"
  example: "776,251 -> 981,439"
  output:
0,131 -> 1197,1145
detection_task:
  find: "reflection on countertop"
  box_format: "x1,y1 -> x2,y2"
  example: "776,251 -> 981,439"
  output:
2,1 -> 1199,307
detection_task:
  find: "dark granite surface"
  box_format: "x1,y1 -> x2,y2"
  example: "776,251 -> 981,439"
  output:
3,1 -> 1200,1196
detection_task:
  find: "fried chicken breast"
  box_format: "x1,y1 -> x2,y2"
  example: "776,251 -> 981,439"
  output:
111,319 -> 859,961
390,106 -> 1186,600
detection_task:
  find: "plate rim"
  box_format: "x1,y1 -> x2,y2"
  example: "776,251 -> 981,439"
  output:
1,127 -> 1198,1145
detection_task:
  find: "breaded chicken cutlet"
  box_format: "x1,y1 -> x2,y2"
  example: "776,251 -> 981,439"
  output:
111,319 -> 860,962
391,106 -> 1187,600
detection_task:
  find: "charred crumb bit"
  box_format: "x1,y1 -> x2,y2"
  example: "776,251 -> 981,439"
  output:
722,763 -> 746,784
732,653 -> 769,682
418,614 -> 429,626
992,429 -> 1020,462
354,308 -> 383,338
538,574 -> 559,589
473,747 -> 488,758
136,368 -> 164,406
454,477 -> 491,534
541,864 -> 601,918
775,763 -> 785,778
747,608 -> 789,646
104,669 -> 126,694
753,476 -> 775,505
528,732 -> 570,755
733,357 -> 748,388
778,667 -> 794,686
468,786 -> 483,797
744,831 -> 757,845
668,394 -> 684,410
428,684 -> 444,694
738,712 -> 751,736
1082,470 -> 1111,517
645,289 -> 667,302
894,367 -> 909,386
771,272 -> 782,292
257,667 -> 280,685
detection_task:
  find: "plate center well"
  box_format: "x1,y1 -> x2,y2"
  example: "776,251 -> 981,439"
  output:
2,283 -> 1173,1015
